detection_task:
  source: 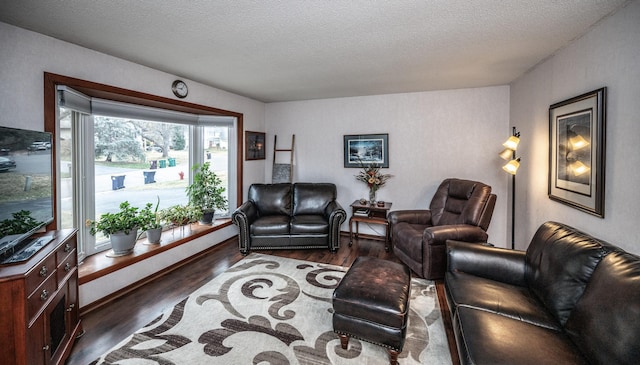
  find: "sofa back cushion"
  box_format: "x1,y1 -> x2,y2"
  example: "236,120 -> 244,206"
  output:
524,221 -> 608,326
564,251 -> 640,365
293,183 -> 336,215
248,183 -> 292,216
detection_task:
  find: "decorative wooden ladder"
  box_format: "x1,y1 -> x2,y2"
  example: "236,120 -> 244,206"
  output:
272,134 -> 295,183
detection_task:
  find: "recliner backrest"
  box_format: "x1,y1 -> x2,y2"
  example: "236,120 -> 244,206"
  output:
429,178 -> 493,228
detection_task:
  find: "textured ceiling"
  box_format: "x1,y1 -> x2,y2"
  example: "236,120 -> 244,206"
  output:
0,0 -> 629,102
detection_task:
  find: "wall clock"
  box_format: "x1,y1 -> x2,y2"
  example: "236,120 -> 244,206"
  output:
171,80 -> 188,98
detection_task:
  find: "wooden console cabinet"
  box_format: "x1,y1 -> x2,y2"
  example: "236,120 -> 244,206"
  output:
0,229 -> 82,365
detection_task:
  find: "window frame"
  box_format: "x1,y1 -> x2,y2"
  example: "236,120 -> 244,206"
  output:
44,73 -> 244,259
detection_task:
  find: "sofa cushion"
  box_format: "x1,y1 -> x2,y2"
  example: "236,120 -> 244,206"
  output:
564,251 -> 640,365
454,306 -> 588,365
290,215 -> 329,234
445,271 -> 562,330
250,216 -> 290,236
292,183 -> 336,215
248,183 -> 292,216
524,222 -> 608,325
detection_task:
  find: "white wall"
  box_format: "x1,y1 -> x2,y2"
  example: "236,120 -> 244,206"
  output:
265,87 -> 511,245
0,22 -> 265,305
510,0 -> 640,252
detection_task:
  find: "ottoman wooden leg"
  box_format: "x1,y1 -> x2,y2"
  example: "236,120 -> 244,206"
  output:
388,349 -> 400,365
339,334 -> 350,349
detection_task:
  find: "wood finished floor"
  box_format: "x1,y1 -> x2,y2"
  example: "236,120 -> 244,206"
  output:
66,235 -> 459,365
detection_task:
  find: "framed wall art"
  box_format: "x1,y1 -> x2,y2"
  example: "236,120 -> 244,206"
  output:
548,87 -> 606,217
245,131 -> 266,160
343,133 -> 389,168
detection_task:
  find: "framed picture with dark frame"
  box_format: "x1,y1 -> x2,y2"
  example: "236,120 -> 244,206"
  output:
343,133 -> 389,168
245,131 -> 266,160
549,87 -> 606,217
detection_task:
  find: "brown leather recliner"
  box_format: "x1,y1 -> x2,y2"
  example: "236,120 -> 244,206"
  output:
388,178 -> 496,280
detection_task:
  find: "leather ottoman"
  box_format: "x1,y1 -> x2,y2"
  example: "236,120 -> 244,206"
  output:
332,256 -> 411,365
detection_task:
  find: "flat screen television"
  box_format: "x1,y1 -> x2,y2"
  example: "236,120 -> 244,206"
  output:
0,126 -> 55,264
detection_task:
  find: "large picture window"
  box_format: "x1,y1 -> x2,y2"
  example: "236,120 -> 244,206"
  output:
46,74 -> 243,260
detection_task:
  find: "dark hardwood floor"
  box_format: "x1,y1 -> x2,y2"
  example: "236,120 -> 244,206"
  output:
66,235 -> 459,365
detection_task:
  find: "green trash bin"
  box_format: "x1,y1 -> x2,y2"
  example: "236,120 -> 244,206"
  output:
159,159 -> 167,168
168,157 -> 176,167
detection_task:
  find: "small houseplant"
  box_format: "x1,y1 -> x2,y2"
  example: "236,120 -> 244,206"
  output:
138,197 -> 163,244
185,162 -> 228,224
86,201 -> 143,256
158,204 -> 202,227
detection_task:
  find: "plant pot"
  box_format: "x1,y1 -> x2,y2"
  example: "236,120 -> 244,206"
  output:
199,210 -> 215,225
146,228 -> 162,244
108,229 -> 138,257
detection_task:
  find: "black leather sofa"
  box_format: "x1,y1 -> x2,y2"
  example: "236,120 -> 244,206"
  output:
232,183 -> 346,255
445,221 -> 640,365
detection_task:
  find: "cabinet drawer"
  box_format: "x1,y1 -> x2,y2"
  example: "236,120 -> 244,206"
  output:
27,274 -> 57,323
56,250 -> 77,286
56,240 -> 76,263
25,254 -> 56,295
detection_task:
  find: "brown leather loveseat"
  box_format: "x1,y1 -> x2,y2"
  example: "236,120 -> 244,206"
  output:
232,183 -> 346,255
445,221 -> 640,364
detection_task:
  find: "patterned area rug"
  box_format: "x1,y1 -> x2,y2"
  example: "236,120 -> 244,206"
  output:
90,253 -> 452,364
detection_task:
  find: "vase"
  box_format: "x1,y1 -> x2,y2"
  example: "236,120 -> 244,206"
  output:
107,228 -> 138,257
369,188 -> 377,205
146,228 -> 162,244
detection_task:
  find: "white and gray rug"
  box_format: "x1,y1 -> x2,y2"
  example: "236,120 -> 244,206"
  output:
90,253 -> 452,364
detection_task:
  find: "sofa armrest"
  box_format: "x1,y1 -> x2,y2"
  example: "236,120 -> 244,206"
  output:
423,224 -> 488,246
232,201 -> 258,254
325,201 -> 347,252
388,210 -> 431,225
446,240 -> 527,286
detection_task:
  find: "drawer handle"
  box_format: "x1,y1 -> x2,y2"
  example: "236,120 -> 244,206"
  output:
65,262 -> 72,272
40,289 -> 48,301
39,266 -> 48,277
64,243 -> 72,253
43,345 -> 50,351
66,303 -> 75,312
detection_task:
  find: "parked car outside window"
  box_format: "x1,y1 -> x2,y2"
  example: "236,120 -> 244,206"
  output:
0,156 -> 16,172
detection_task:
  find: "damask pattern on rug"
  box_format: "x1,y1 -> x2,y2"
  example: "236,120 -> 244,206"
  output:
90,254 -> 451,365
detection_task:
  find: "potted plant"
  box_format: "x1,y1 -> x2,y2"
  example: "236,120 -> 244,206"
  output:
86,201 -> 143,256
158,204 -> 202,227
139,196 -> 163,244
185,162 -> 228,224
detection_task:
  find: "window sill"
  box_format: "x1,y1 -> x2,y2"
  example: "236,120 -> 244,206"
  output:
78,219 -> 232,285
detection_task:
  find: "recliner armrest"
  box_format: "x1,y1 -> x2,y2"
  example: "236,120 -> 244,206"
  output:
446,240 -> 527,287
423,224 -> 488,246
388,210 -> 432,225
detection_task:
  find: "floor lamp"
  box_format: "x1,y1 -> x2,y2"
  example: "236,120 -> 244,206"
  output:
499,127 -> 521,250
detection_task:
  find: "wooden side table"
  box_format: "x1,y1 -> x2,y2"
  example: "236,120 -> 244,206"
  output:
349,200 -> 393,251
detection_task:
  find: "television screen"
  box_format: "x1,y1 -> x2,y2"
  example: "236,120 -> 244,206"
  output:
0,126 -> 54,263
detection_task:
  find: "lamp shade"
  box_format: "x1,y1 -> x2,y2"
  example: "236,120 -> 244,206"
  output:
570,160 -> 590,176
502,158 -> 520,175
499,148 -> 513,161
502,135 -> 520,151
569,134 -> 590,150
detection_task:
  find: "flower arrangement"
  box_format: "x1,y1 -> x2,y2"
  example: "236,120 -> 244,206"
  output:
355,161 -> 392,203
